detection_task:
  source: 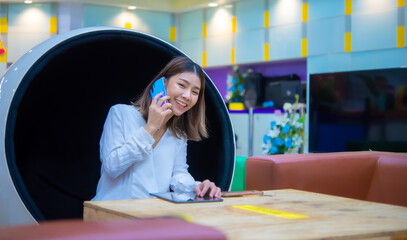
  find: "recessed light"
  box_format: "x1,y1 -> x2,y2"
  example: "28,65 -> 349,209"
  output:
208,2 -> 218,7
128,5 -> 137,10
24,0 -> 32,3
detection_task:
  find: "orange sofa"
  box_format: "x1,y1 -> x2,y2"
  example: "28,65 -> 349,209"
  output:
245,151 -> 407,207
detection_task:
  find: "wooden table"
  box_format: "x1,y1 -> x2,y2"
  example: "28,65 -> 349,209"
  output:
84,189 -> 407,240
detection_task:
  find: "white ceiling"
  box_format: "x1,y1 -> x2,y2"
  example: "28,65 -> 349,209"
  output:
0,0 -> 241,12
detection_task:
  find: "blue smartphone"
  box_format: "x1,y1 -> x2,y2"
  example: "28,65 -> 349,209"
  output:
150,77 -> 168,105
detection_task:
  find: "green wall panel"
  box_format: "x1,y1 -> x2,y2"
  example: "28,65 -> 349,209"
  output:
269,23 -> 302,60
180,38 -> 203,65
352,8 -> 398,52
235,29 -> 264,64
308,0 -> 345,20
236,0 -> 265,32
206,34 -> 232,66
268,0 -> 302,27
180,9 -> 203,41
308,16 -> 345,56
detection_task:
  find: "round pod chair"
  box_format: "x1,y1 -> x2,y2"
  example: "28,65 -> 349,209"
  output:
0,27 -> 235,225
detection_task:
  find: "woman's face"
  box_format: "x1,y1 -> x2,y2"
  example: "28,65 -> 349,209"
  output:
166,72 -> 201,116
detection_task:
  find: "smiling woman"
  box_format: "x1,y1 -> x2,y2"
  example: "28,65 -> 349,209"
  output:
91,56 -> 222,201
0,27 -> 235,225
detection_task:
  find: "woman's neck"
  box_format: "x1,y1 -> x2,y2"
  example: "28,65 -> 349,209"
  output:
152,114 -> 173,148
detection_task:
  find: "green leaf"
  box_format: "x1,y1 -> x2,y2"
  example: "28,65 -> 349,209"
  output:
297,116 -> 306,123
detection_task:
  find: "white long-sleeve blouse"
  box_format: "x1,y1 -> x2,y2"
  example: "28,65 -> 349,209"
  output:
92,104 -> 198,201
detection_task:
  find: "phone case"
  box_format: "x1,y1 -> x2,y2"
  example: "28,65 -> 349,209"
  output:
150,77 -> 168,104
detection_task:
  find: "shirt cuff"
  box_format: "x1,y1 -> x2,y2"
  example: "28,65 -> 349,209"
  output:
171,175 -> 197,193
138,127 -> 155,145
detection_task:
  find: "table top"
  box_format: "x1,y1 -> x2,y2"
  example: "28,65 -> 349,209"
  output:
84,189 -> 407,240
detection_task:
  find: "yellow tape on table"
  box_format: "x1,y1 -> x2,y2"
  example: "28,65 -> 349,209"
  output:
233,205 -> 308,219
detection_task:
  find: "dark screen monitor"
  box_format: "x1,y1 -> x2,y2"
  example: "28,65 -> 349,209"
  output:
309,68 -> 407,153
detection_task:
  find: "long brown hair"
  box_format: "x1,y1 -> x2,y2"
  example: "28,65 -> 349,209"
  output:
133,56 -> 208,141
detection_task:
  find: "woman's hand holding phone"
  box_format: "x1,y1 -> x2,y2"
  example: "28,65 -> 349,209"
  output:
144,93 -> 172,137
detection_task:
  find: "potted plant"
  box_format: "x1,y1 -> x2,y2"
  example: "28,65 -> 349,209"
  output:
262,94 -> 306,154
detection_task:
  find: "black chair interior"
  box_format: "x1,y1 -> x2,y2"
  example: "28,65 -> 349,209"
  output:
5,30 -> 234,220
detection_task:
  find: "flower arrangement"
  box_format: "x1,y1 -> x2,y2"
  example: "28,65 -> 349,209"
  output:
226,66 -> 247,103
262,95 -> 306,154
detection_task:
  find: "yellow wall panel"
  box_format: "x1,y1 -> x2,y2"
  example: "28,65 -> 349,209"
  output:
398,0 -> 405,7
232,17 -> 236,33
202,51 -> 207,67
231,48 -> 235,64
302,3 -> 308,22
397,26 -> 405,48
0,47 -> 7,63
264,43 -> 269,61
50,17 -> 57,33
345,32 -> 352,52
301,38 -> 307,57
203,23 -> 207,38
0,18 -> 8,34
345,0 -> 352,15
170,26 -> 176,41
264,11 -> 269,28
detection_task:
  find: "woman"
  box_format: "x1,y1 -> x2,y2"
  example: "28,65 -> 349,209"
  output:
92,56 -> 221,201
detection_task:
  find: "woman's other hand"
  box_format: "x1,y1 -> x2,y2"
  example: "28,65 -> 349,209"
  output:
194,179 -> 221,199
144,93 -> 172,136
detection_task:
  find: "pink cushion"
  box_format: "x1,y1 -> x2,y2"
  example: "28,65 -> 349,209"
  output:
0,218 -> 227,240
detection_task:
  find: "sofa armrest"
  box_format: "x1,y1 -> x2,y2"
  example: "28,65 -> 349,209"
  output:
367,154 -> 407,207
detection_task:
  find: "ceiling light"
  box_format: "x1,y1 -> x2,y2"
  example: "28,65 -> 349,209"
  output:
208,2 -> 218,7
128,5 -> 137,10
24,0 -> 32,3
